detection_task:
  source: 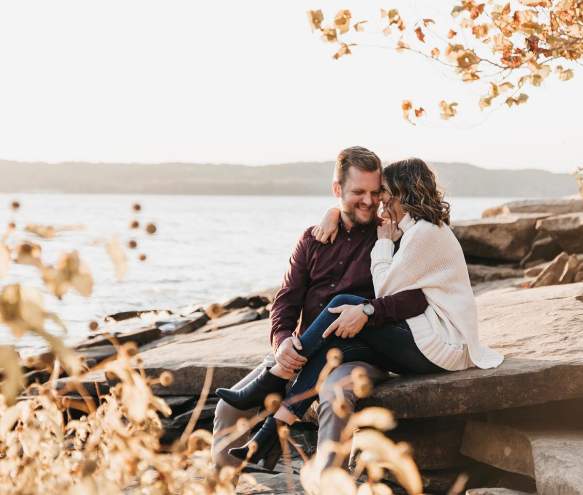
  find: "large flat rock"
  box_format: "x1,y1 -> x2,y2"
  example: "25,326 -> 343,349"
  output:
537,213 -> 583,254
137,282 -> 583,419
483,199 -> 583,217
453,214 -> 549,262
461,421 -> 583,494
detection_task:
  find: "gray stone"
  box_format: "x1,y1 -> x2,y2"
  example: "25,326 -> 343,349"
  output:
453,214 -> 549,262
157,312 -> 210,335
202,307 -> 261,332
105,308 -> 172,322
537,213 -> 583,253
76,325 -> 161,349
467,264 -> 524,285
520,232 -> 562,267
461,421 -> 583,494
483,199 -> 583,217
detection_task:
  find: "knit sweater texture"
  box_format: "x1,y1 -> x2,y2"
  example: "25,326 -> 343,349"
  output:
370,213 -> 504,371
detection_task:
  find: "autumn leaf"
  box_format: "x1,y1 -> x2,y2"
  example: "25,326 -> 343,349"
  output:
422,18 -> 435,27
415,27 -> 426,43
106,237 -> 128,281
0,346 -> 25,405
414,107 -> 425,118
479,96 -> 493,109
321,28 -> 337,43
556,65 -> 574,81
0,242 -> 10,279
401,100 -> 413,121
430,47 -> 440,58
333,43 -> 353,60
307,10 -> 324,31
334,9 -> 352,35
439,100 -> 458,119
353,20 -> 367,32
448,29 -> 457,39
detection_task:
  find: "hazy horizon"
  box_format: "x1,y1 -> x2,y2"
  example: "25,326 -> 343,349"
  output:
0,1 -> 580,173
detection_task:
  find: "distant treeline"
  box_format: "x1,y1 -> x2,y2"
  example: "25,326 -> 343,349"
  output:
0,160 -> 577,197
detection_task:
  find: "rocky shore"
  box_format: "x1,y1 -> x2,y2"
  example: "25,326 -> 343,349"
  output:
27,198 -> 583,495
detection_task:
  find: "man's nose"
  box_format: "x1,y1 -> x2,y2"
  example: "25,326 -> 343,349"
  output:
362,193 -> 373,206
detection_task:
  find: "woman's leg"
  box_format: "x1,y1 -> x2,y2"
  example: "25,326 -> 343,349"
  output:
269,294 -> 367,379
358,320 -> 445,374
297,294 -> 368,359
279,334 -> 382,422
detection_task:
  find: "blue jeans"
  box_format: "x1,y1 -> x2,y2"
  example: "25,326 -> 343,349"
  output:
284,294 -> 445,418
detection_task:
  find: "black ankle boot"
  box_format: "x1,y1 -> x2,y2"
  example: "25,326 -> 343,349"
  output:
228,416 -> 281,465
215,368 -> 287,410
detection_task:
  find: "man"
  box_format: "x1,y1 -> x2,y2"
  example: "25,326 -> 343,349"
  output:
211,146 -> 428,470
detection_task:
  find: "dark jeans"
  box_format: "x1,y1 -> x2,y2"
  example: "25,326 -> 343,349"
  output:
284,294 -> 445,418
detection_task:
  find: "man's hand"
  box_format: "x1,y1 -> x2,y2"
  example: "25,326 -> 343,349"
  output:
275,336 -> 307,374
322,304 -> 368,339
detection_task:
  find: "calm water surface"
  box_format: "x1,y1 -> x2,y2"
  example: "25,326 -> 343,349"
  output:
0,194 -> 517,353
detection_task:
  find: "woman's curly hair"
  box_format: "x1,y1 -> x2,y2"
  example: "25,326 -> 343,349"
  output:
383,158 -> 451,226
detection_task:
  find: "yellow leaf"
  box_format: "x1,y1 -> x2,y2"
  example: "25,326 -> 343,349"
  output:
557,66 -> 574,81
321,28 -> 337,43
307,10 -> 324,31
499,82 -> 514,92
353,21 -> 368,32
0,346 -> 24,405
15,242 -> 42,268
24,224 -> 56,239
489,82 -> 500,97
479,96 -> 493,109
333,43 -> 353,60
0,242 -> 9,279
106,237 -> 128,281
439,100 -> 458,119
334,9 -> 352,35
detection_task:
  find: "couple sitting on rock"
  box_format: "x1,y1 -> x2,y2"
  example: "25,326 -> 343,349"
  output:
211,147 -> 503,475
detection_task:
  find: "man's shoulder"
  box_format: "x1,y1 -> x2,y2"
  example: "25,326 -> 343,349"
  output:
299,226 -> 317,242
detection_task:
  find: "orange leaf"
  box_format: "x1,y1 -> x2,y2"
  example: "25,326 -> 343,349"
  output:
334,9 -> 352,35
333,43 -> 353,60
353,20 -> 368,32
431,47 -> 440,58
422,18 -> 435,27
307,10 -> 324,31
415,27 -> 426,43
448,29 -> 457,39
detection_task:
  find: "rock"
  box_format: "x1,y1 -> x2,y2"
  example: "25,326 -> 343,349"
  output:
202,307 -> 261,332
384,416 -> 470,470
79,344 -> 118,366
156,312 -> 210,335
160,399 -> 218,443
537,213 -> 583,253
529,252 -> 568,288
483,199 -> 583,217
558,254 -> 582,285
139,319 -> 271,396
239,472 -> 303,495
105,309 -> 172,322
519,233 -> 562,267
224,295 -> 271,310
467,264 -> 524,285
523,264 -> 547,278
453,214 -> 549,262
76,325 -> 162,349
461,421 -> 583,494
575,270 -> 583,283
466,489 -> 534,495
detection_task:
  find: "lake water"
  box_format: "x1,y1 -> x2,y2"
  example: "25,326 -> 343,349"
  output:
0,194 -> 517,353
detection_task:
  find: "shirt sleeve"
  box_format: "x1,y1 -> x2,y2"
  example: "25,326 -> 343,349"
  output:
368,289 -> 428,326
270,229 -> 312,352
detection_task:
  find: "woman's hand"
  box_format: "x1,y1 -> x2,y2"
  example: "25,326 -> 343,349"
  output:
312,207 -> 340,244
377,204 -> 402,242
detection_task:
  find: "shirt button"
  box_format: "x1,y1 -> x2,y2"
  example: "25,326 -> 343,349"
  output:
319,303 -> 324,307
347,237 -> 351,241
330,283 -> 335,288
338,261 -> 343,265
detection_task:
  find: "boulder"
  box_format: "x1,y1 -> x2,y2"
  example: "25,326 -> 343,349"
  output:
467,264 -> 524,285
519,232 -> 562,267
75,325 -> 161,349
529,252 -> 569,288
537,213 -> 583,253
558,254 -> 582,285
156,312 -> 210,335
453,214 -> 549,262
461,421 -> 583,494
482,199 -> 583,217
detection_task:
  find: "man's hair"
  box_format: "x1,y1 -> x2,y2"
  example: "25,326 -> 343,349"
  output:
334,146 -> 382,187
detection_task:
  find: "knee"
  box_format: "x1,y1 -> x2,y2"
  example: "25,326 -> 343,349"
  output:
211,399 -> 240,468
328,294 -> 363,308
318,369 -> 357,407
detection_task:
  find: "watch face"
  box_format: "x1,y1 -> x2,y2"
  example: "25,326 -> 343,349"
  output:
363,304 -> 374,316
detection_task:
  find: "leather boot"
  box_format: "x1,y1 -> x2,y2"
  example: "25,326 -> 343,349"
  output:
216,368 -> 287,410
229,415 -> 281,465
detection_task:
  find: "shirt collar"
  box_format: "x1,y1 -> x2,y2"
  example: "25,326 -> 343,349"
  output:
398,212 -> 415,232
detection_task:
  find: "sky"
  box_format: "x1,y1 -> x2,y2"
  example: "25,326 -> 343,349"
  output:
0,0 -> 580,173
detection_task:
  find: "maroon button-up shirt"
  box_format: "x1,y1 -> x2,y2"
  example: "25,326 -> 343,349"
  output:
270,219 -> 428,351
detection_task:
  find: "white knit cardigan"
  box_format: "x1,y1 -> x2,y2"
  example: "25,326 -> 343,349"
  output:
370,213 -> 504,371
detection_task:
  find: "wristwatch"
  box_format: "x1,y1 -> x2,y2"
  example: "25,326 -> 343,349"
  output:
362,302 -> 375,318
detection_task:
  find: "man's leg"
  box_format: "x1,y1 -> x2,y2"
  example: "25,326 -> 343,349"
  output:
211,354 -> 276,468
315,361 -> 386,471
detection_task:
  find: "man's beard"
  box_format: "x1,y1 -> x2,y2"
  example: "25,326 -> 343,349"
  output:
343,205 -> 377,226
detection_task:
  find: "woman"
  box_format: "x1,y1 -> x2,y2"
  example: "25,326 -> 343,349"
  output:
216,158 -> 504,464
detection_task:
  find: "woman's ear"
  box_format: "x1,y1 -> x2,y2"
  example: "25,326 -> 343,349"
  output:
332,181 -> 342,198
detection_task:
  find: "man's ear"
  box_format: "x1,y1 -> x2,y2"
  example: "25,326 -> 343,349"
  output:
332,180 -> 342,199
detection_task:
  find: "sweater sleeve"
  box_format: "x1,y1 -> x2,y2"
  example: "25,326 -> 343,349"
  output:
269,229 -> 312,352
